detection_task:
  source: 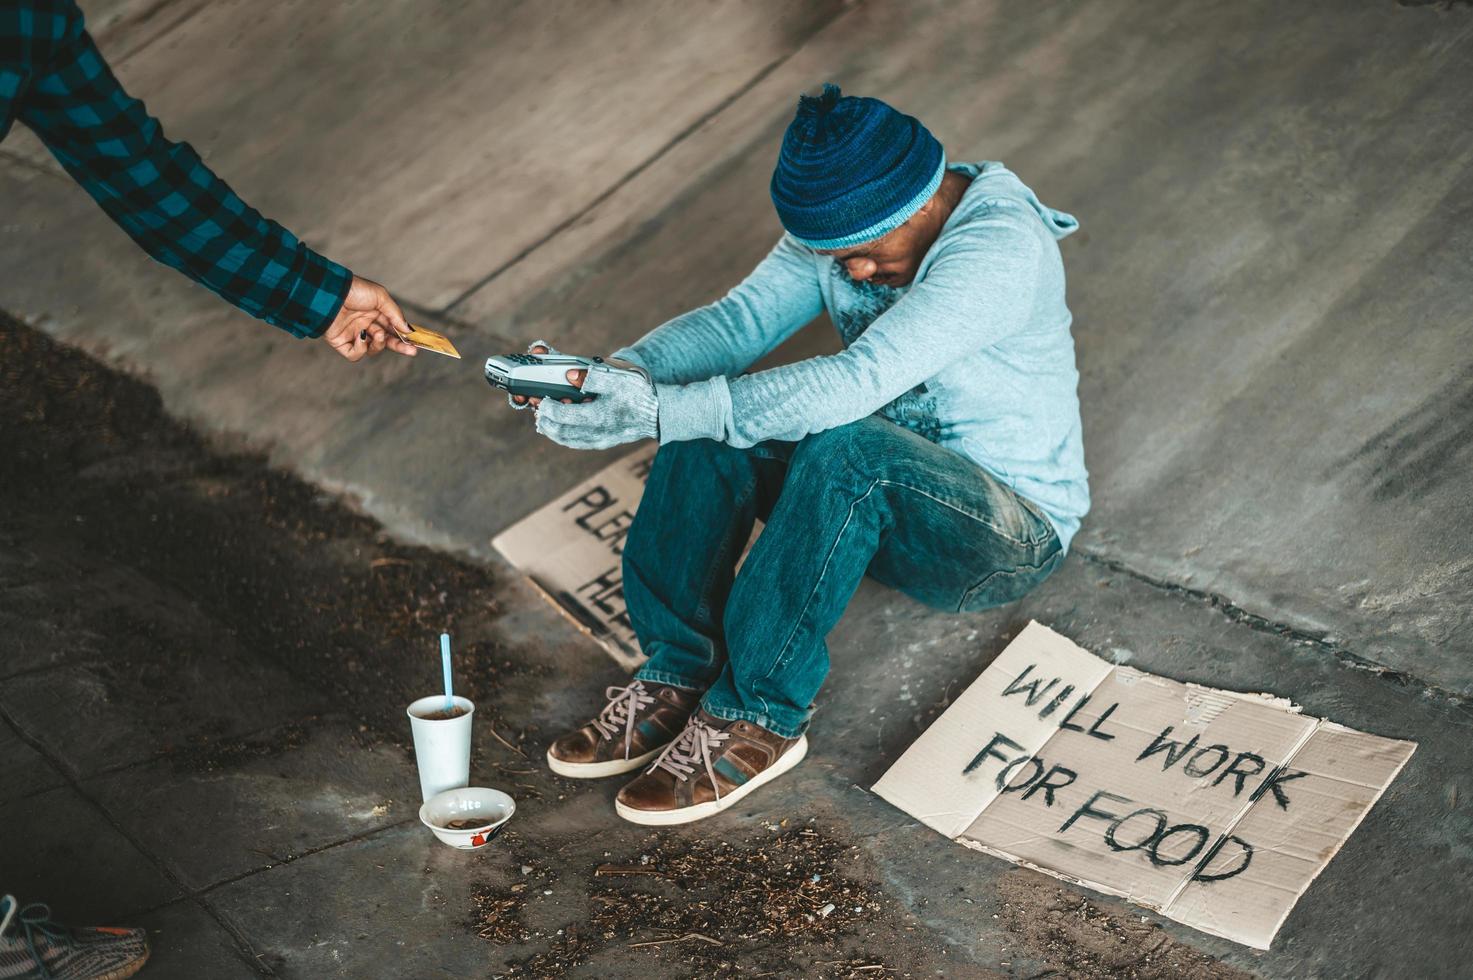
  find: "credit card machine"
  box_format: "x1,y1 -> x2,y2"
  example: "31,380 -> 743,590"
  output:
483,352 -> 598,403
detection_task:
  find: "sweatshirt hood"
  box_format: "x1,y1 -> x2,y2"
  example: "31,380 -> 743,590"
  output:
949,161 -> 1078,241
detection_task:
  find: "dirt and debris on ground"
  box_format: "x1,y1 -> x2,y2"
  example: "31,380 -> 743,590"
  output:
169,721 -> 314,773
0,309 -> 526,751
466,832 -> 562,946
996,871 -> 1258,980
474,824 -> 901,979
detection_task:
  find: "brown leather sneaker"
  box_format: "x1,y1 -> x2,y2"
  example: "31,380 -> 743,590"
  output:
546,679 -> 701,778
614,709 -> 808,825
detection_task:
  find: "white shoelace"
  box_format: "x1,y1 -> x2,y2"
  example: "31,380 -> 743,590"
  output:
590,680 -> 657,759
649,717 -> 731,800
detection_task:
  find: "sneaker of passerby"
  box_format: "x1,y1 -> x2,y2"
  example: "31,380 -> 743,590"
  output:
0,895 -> 149,980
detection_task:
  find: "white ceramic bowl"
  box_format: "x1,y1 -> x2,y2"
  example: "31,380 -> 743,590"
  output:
419,786 -> 516,850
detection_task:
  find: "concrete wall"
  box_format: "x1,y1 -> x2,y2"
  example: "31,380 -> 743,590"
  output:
4,0 -> 1472,694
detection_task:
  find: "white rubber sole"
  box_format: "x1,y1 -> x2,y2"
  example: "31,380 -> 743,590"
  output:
546,744 -> 663,779
614,735 -> 810,826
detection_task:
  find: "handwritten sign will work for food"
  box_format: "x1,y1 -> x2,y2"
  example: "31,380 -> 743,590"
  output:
873,621 -> 1415,949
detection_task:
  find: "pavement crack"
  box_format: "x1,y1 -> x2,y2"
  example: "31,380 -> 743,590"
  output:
396,297 -> 515,349
0,149 -> 68,181
0,705 -> 280,975
111,0 -> 212,65
193,816 -> 417,898
1075,548 -> 1472,712
439,3 -> 856,316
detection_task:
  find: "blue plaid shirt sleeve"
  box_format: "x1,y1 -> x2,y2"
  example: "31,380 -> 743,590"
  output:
6,0 -> 351,338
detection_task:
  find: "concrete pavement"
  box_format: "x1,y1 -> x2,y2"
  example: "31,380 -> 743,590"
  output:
4,0 -> 1473,976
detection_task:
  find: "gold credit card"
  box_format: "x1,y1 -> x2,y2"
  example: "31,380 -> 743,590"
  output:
396,323 -> 461,359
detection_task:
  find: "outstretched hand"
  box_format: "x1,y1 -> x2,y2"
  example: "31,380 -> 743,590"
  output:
321,276 -> 419,362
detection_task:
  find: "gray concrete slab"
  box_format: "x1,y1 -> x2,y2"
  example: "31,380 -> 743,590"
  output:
53,0 -> 845,309
205,821 -> 503,979
132,898 -> 259,980
0,495 -> 331,781
0,785 -> 181,922
1033,4 -> 1473,694
0,663 -> 320,782
0,510 -> 325,688
85,721 -> 419,892
0,531 -> 116,680
51,0 -> 213,58
0,641 -> 327,782
10,0 -> 1469,696
0,719 -> 64,804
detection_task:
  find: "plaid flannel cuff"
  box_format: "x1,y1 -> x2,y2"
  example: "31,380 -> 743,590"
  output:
263,247 -> 352,339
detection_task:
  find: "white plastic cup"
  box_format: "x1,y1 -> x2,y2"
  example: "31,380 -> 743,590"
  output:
406,695 -> 475,803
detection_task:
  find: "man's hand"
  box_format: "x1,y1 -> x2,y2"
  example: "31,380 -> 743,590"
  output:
321,276 -> 419,362
535,364 -> 658,450
509,343 -> 586,409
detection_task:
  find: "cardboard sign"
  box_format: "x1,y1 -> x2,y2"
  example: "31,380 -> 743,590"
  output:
873,621 -> 1415,949
493,447 -> 657,669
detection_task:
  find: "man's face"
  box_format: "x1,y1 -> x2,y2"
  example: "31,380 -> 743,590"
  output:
818,204 -> 935,288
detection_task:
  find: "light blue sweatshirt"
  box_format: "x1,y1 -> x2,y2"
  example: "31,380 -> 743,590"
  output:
614,162 -> 1089,549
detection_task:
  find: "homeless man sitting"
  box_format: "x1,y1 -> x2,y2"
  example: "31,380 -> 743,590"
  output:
523,84 -> 1089,826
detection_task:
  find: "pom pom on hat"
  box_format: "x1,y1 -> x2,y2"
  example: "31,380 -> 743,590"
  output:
770,84 -> 945,250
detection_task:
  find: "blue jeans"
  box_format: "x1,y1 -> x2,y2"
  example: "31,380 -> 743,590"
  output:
627,415 -> 1063,737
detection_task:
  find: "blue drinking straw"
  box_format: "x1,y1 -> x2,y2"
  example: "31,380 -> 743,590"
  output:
440,633 -> 454,714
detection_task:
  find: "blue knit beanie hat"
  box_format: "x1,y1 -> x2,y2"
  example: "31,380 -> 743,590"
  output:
770,84 -> 945,250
